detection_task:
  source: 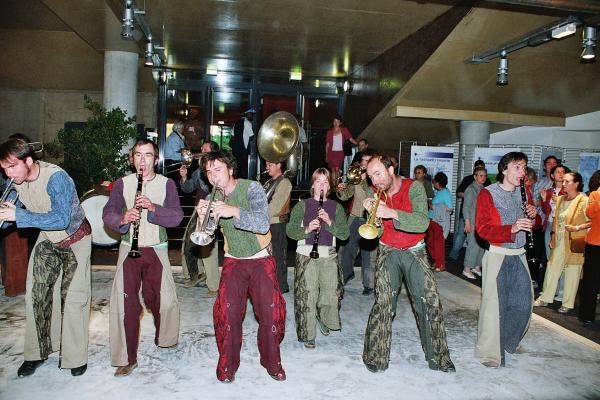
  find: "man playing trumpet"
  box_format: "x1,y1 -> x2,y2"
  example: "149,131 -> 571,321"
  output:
180,139 -> 221,293
197,150 -> 286,383
102,139 -> 183,377
336,149 -> 377,293
361,155 -> 455,373
0,137 -> 92,378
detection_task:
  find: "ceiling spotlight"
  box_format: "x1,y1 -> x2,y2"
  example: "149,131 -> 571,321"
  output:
121,2 -> 134,39
581,26 -> 597,60
145,36 -> 154,66
496,50 -> 508,86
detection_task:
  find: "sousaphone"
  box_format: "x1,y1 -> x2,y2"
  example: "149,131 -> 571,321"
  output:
257,111 -> 300,178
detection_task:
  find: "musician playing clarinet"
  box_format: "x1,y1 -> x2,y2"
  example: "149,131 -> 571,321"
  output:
474,151 -> 540,368
0,137 -> 91,378
102,139 -> 183,377
286,168 -> 349,349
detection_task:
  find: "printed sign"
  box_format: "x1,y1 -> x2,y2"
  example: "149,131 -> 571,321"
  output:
410,146 -> 455,193
473,147 -> 520,182
579,152 -> 600,193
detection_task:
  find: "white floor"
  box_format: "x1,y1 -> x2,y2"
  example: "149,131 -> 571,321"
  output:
0,269 -> 599,400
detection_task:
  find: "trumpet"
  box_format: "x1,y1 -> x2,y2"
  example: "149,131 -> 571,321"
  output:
337,164 -> 364,186
0,178 -> 20,229
164,148 -> 204,174
190,185 -> 222,246
358,186 -> 386,240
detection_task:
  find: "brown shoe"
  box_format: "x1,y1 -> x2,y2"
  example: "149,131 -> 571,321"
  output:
114,363 -> 137,377
206,289 -> 218,297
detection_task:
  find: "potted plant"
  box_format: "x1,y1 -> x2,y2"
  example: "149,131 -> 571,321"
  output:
45,95 -> 139,195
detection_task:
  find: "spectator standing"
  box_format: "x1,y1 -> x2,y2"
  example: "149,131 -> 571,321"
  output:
462,166 -> 487,279
449,160 -> 490,261
413,165 -> 434,208
325,115 -> 356,185
425,172 -> 453,272
230,109 -> 255,179
534,172 -> 589,314
164,121 -> 186,163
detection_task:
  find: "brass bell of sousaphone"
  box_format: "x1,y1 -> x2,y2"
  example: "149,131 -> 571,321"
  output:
257,111 -> 300,178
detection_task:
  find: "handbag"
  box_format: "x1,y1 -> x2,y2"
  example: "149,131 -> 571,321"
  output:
343,140 -> 353,156
567,195 -> 586,254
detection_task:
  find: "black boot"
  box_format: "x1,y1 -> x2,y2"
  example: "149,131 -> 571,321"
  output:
17,360 -> 45,377
71,364 -> 87,376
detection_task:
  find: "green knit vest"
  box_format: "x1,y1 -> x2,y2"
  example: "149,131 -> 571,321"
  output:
218,179 -> 270,257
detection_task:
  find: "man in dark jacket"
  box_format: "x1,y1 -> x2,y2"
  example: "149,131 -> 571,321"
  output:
230,108 -> 255,178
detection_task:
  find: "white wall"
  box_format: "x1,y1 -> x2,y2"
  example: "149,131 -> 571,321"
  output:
490,111 -> 600,149
0,88 -> 157,144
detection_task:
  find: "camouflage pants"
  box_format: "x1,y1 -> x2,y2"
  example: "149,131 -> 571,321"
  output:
363,243 -> 454,371
31,240 -> 78,360
294,253 -> 343,342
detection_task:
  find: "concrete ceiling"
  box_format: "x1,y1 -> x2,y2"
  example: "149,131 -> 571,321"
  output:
0,0 -> 598,148
360,7 -> 600,147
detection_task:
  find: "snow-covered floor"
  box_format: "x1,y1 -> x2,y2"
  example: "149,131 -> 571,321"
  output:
1,269 -> 598,400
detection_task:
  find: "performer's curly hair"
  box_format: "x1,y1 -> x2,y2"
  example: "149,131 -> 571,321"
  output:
201,150 -> 238,177
497,151 -> 528,183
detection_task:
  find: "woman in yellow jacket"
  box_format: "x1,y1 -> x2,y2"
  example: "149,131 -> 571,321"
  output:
534,172 -> 591,313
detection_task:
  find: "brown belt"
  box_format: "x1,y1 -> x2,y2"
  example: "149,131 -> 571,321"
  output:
59,219 -> 91,249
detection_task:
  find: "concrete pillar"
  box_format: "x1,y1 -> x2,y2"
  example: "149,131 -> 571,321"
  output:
459,120 -> 490,145
103,51 -> 139,118
456,121 -> 491,205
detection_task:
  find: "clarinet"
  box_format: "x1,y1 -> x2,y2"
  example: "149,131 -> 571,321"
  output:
309,190 -> 324,259
128,171 -> 143,258
520,179 -> 537,265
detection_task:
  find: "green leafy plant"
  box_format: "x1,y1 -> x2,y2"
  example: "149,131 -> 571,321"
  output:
46,95 -> 138,195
